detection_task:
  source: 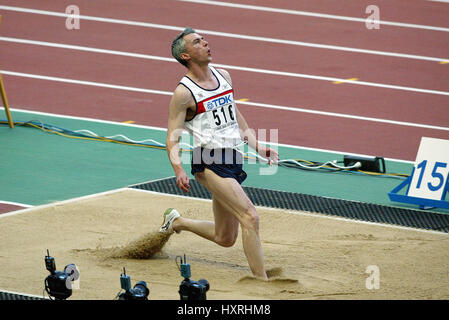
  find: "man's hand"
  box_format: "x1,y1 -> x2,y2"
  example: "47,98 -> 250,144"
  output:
176,169 -> 191,193
257,144 -> 280,165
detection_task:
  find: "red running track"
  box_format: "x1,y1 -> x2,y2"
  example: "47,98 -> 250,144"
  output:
0,0 -> 448,163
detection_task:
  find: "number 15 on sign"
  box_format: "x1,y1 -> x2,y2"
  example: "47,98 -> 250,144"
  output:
407,138 -> 449,201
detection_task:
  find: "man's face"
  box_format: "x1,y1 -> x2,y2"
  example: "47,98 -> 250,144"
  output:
182,33 -> 212,65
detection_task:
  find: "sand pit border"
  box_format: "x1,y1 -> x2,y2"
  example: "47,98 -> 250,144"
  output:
2,186 -> 446,236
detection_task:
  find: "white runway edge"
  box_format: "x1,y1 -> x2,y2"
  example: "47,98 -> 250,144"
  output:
0,6 -> 448,63
0,200 -> 33,208
0,188 -> 129,219
0,183 -> 445,235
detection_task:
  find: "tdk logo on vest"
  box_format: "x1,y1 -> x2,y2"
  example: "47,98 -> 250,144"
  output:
206,93 -> 233,110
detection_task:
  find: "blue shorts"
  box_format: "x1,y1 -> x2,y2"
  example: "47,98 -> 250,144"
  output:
191,148 -> 247,185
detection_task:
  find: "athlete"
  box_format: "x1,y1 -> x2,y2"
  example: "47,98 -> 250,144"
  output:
161,27 -> 279,280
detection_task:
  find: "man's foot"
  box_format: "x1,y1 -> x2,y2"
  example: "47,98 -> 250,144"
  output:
159,208 -> 181,234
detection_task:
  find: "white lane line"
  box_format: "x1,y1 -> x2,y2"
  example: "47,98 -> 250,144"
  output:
2,70 -> 448,133
237,100 -> 449,131
0,70 -> 173,96
177,0 -> 449,32
0,5 -> 447,63
2,37 -> 449,96
0,37 -> 176,63
0,106 -> 415,164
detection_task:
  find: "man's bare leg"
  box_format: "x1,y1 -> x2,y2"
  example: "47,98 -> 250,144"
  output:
173,217 -> 215,242
193,169 -> 268,280
171,170 -> 267,279
173,195 -> 239,246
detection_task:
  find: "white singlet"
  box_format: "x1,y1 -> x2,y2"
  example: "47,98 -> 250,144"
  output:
180,66 -> 243,149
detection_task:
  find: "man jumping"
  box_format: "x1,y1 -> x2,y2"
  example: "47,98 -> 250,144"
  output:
161,27 -> 278,280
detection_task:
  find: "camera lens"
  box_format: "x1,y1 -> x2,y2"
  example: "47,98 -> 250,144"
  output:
197,279 -> 210,292
133,281 -> 150,299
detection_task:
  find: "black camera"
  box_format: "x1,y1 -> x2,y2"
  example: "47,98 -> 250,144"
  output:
117,268 -> 150,300
176,255 -> 209,300
179,278 -> 210,300
44,250 -> 79,300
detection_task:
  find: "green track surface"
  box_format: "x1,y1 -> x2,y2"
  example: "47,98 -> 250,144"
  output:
1,110 -> 448,214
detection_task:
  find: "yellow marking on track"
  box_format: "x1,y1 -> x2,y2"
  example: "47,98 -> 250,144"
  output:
122,120 -> 135,124
237,98 -> 249,102
333,78 -> 358,84
439,61 -> 449,64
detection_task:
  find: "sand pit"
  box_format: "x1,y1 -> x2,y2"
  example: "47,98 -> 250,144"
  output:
0,189 -> 448,300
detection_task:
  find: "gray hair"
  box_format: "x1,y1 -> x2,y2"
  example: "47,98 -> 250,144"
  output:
171,27 -> 196,67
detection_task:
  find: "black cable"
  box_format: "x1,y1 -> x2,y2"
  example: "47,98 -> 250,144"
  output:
1,120 -> 410,179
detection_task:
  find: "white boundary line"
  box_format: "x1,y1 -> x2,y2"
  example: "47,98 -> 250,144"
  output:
2,71 -> 449,133
2,37 -> 449,95
129,188 -> 448,235
0,188 -> 128,219
0,200 -> 33,208
0,6 -> 448,63
177,0 -> 449,32
0,180 -> 446,234
1,106 -> 415,164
